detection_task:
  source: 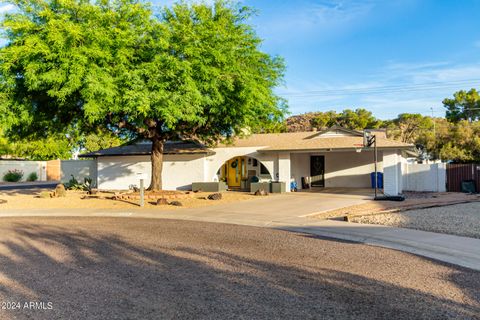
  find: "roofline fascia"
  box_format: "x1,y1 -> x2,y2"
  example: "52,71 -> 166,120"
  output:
257,146 -> 414,153
79,151 -> 216,158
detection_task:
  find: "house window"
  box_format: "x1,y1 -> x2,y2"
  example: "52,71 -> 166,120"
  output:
252,159 -> 258,167
260,163 -> 269,175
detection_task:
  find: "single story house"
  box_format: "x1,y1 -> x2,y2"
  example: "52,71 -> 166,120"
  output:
80,126 -> 413,195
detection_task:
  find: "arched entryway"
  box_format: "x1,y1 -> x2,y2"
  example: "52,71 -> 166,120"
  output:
217,156 -> 273,190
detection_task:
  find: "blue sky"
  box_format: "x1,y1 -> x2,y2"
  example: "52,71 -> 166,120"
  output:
241,0 -> 480,119
2,0 -> 480,119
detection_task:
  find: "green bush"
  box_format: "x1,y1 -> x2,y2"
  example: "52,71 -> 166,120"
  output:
65,175 -> 94,192
27,172 -> 38,182
3,169 -> 24,182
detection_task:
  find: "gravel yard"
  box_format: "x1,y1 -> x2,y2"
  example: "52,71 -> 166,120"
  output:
0,217 -> 478,319
350,202 -> 480,238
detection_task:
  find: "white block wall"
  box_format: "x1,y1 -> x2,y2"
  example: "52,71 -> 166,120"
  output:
383,150 -> 402,196
402,163 -> 446,192
97,154 -> 206,190
61,160 -> 97,184
0,160 -> 47,181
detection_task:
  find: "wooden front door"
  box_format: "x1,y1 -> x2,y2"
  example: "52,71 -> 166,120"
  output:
227,157 -> 242,187
310,156 -> 325,187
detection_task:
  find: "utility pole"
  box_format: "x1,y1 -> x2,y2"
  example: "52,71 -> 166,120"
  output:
431,107 -> 436,163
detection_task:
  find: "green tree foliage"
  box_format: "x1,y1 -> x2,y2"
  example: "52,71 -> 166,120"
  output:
287,108 -> 383,132
81,130 -> 126,153
336,108 -> 382,130
0,0 -> 286,190
386,113 -> 434,143
0,129 -> 72,159
436,120 -> 480,162
443,89 -> 480,122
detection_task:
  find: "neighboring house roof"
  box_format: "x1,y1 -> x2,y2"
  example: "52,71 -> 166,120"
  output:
219,126 -> 412,152
79,141 -> 215,158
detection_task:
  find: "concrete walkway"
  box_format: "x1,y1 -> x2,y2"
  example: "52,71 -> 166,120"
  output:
1,193 -> 480,271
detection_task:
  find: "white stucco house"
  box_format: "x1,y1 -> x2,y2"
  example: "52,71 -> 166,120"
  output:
80,126 -> 413,195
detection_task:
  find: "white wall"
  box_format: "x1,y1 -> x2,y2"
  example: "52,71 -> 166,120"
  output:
0,160 -> 46,182
402,163 -> 446,192
383,150 -> 402,196
97,154 -> 206,190
290,151 -> 383,189
278,152 -> 291,192
61,160 -> 97,184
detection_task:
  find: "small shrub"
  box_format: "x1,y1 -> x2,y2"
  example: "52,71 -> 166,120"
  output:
65,175 -> 94,192
27,172 -> 38,182
3,169 -> 24,182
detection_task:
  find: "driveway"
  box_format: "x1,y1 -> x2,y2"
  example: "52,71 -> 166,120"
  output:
0,217 -> 478,320
159,192 -> 370,226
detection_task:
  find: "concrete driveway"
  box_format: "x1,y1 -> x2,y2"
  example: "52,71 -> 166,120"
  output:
158,192 -> 370,226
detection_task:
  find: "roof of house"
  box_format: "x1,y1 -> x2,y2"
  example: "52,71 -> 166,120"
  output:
79,140 -> 215,158
79,126 -> 413,157
218,127 -> 412,152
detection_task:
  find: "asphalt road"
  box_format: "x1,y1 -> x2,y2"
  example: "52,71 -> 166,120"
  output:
0,182 -> 58,190
0,217 -> 478,320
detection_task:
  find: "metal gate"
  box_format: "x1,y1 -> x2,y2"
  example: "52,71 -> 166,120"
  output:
446,163 -> 480,192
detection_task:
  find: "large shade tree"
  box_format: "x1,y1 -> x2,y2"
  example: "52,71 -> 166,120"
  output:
0,0 -> 286,190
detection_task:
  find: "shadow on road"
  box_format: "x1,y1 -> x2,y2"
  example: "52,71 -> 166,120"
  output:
0,217 -> 478,319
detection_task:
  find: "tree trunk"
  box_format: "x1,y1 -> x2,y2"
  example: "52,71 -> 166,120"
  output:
149,137 -> 164,191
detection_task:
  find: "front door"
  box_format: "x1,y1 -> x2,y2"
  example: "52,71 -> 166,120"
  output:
227,157 -> 242,187
310,156 -> 325,187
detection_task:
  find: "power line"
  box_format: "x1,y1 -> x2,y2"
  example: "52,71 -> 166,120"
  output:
278,79 -> 480,97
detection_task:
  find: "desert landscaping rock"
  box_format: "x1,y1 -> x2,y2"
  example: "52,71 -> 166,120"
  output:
169,200 -> 182,206
207,192 -> 222,200
52,184 -> 66,197
156,198 -> 169,205
0,217 -> 478,320
351,202 -> 480,238
254,189 -> 268,196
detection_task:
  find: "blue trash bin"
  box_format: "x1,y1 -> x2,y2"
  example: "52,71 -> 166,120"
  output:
370,172 -> 383,188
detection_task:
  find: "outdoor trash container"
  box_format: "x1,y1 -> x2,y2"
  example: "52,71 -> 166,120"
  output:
370,172 -> 383,188
461,180 -> 476,193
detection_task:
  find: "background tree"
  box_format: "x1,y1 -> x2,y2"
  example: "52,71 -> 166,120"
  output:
311,110 -> 338,129
0,0 -> 285,190
443,88 -> 480,122
387,113 -> 433,143
336,108 -> 382,130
